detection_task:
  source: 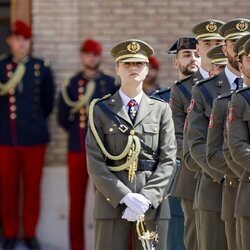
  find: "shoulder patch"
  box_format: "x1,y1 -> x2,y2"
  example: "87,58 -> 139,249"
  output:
196,75 -> 217,86
217,90 -> 234,100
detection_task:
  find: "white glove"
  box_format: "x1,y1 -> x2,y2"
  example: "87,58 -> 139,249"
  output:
122,207 -> 140,222
120,193 -> 151,215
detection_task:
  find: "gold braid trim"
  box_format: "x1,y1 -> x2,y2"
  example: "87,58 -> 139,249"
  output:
136,215 -> 159,250
61,79 -> 96,113
88,97 -> 141,182
0,63 -> 26,96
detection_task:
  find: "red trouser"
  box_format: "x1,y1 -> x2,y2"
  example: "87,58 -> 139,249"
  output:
68,152 -> 88,250
0,145 -> 46,238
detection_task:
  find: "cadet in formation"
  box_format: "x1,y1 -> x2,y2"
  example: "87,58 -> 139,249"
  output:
86,39 -> 176,250
187,18 -> 250,250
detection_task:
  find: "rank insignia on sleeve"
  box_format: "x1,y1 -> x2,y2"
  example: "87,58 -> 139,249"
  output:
227,107 -> 233,124
208,113 -> 214,128
188,99 -> 195,113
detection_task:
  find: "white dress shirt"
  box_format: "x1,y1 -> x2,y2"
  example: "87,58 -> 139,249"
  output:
224,66 -> 242,90
199,67 -> 210,79
119,88 -> 144,112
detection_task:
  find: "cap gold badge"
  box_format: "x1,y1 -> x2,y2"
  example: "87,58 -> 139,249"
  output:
236,20 -> 248,32
127,42 -> 140,54
206,21 -> 217,33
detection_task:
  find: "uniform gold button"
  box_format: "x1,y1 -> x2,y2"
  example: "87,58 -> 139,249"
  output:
6,64 -> 12,70
8,88 -> 15,95
111,99 -> 115,103
7,72 -> 13,78
79,122 -> 86,128
213,180 -> 216,183
109,128 -> 114,132
80,116 -> 86,121
9,97 -> 16,103
79,108 -> 85,115
106,197 -> 111,202
78,87 -> 85,93
34,64 -> 40,70
35,71 -> 40,77
230,181 -> 232,186
248,177 -> 250,181
10,113 -> 16,120
78,80 -> 84,86
10,105 -> 16,112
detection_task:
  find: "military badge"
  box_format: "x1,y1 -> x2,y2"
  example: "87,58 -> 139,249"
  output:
236,20 -> 248,32
127,42 -> 140,54
227,107 -> 233,124
188,99 -> 195,113
208,113 -> 214,128
206,21 -> 217,33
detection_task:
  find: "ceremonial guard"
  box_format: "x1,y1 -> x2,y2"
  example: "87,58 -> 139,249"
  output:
187,18 -> 249,250
0,20 -> 55,250
228,38 -> 250,250
57,39 -> 117,250
86,39 -> 176,250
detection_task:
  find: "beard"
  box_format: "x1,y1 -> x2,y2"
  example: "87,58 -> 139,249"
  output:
242,66 -> 250,79
227,53 -> 239,71
179,63 -> 199,76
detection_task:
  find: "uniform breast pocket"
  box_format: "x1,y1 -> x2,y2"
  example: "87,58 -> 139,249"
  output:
103,125 -> 127,154
142,123 -> 159,150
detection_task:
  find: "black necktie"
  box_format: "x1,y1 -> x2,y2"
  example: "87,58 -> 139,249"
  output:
234,77 -> 243,90
127,99 -> 138,124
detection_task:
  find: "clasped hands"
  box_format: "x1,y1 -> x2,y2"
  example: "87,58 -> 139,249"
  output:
120,193 -> 151,222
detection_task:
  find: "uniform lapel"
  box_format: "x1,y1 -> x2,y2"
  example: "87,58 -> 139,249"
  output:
133,93 -> 154,127
107,91 -> 133,126
217,70 -> 231,95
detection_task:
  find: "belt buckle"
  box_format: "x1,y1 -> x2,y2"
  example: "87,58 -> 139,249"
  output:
119,124 -> 128,133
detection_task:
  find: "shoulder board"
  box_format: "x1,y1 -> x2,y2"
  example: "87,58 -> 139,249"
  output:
152,87 -> 171,95
0,53 -> 8,61
175,75 -> 192,85
196,75 -> 217,86
217,90 -> 234,100
149,96 -> 165,102
96,94 -> 112,103
235,86 -> 250,94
